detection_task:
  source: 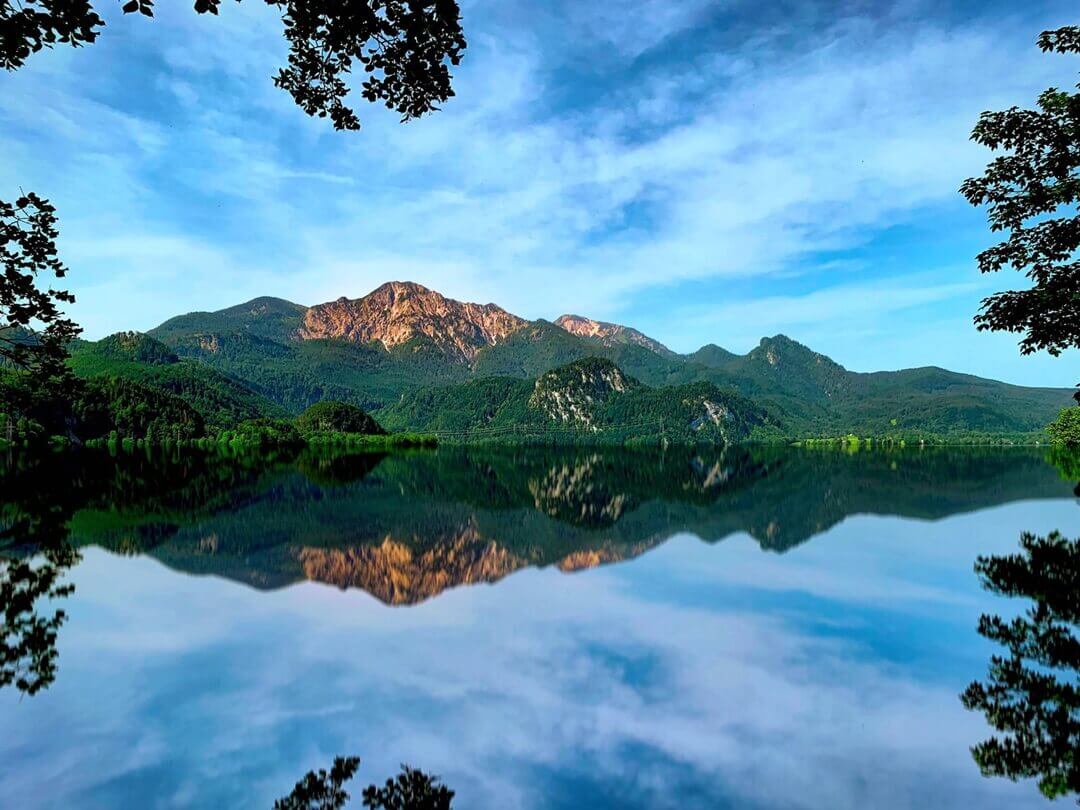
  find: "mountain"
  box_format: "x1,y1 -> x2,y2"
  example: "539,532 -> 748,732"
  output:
125,281 -> 1075,439
555,314 -> 675,357
298,281 -> 527,362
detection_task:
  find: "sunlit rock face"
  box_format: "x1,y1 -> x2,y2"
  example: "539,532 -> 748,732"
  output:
554,314 -> 673,357
298,281 -> 528,363
297,529 -> 530,605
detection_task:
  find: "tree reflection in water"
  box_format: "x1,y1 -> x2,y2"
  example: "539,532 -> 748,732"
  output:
962,530 -> 1079,801
1,453 -> 82,697
0,545 -> 77,695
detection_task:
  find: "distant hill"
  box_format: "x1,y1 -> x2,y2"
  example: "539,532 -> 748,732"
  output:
126,281 -> 1075,439
151,296 -> 307,344
67,332 -> 285,429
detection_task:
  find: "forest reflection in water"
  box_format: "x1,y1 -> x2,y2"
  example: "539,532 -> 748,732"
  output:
1,444 -> 1077,807
3,444 -> 1076,599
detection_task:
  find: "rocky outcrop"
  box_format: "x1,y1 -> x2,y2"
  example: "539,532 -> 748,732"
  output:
690,399 -> 731,431
528,358 -> 640,427
298,281 -> 527,363
554,314 -> 673,357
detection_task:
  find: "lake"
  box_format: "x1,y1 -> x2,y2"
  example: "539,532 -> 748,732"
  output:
1,445 -> 1077,809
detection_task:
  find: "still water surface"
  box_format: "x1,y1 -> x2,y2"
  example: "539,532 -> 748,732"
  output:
1,446 -> 1076,808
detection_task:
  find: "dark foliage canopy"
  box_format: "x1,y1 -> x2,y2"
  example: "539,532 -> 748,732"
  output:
0,193 -> 80,377
961,26 -> 1080,357
361,765 -> 454,810
274,758 -> 454,810
0,0 -> 466,131
961,530 -> 1079,801
274,755 -> 361,810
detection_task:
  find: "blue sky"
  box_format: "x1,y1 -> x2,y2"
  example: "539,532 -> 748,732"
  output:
1,0 -> 1078,386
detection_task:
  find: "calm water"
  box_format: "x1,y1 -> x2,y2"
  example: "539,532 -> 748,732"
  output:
1,446 -> 1076,808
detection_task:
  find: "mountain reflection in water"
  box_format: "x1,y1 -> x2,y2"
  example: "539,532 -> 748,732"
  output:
2,445 -> 1074,606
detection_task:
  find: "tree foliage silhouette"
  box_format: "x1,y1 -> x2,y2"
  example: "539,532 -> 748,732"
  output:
0,192 -> 80,378
961,530 -> 1079,801
361,765 -> 454,810
274,758 -> 453,810
961,26 -> 1080,358
274,756 -> 362,810
0,0 -> 466,131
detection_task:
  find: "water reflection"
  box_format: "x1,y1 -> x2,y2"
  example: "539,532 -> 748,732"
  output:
274,756 -> 360,810
69,446 -> 1079,599
1,444 -> 1074,707
962,530 -> 1080,801
2,446 -> 1076,609
0,457 -> 1074,808
1,455 -> 82,696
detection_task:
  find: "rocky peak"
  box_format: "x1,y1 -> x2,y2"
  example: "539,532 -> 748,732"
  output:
298,281 -> 528,363
554,314 -> 673,357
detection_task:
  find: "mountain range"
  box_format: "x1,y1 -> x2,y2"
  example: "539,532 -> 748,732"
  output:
63,280 -> 1074,439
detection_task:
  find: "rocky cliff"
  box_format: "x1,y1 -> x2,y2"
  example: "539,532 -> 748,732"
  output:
299,281 -> 528,363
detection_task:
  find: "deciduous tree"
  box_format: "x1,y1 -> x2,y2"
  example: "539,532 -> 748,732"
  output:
0,193 -> 79,379
962,26 -> 1080,358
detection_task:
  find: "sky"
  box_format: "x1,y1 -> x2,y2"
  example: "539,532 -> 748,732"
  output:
1,0 -> 1078,386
